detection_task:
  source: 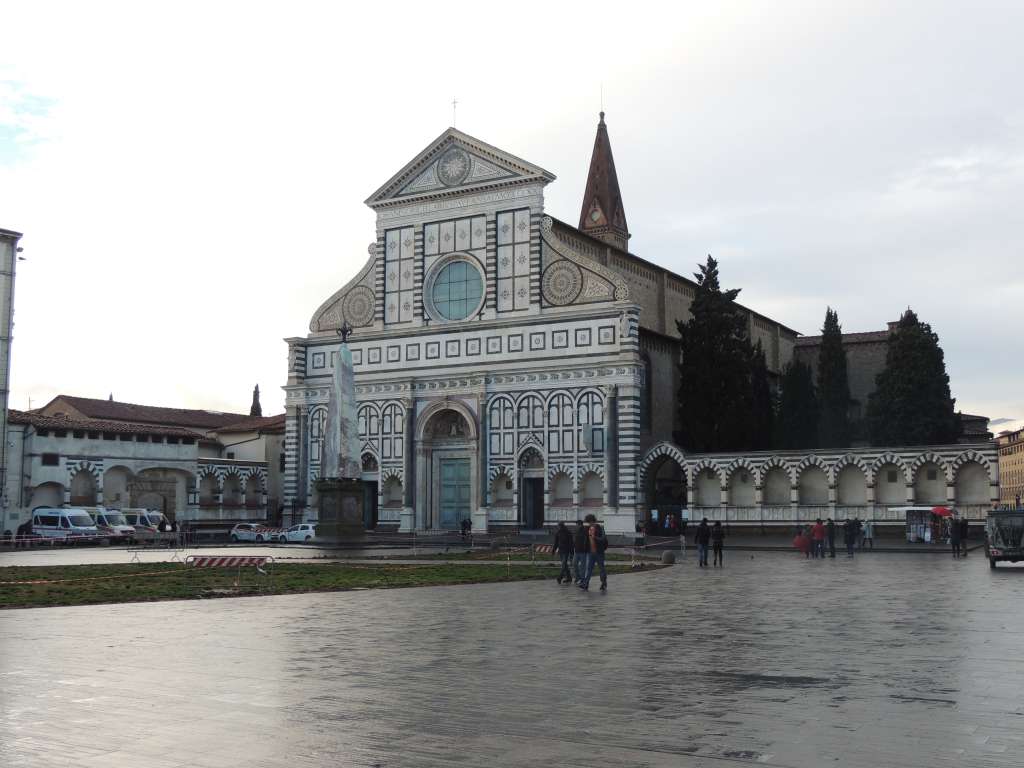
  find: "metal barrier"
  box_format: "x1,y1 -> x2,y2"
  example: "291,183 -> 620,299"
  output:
185,555 -> 275,593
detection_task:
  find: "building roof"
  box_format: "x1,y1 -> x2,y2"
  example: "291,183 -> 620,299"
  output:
39,395 -> 251,430
8,409 -> 206,439
578,112 -> 629,248
795,330 -> 892,346
214,413 -> 286,434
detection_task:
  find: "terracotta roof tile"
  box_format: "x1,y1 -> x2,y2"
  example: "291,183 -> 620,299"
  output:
41,395 -> 250,430
214,413 -> 286,434
8,410 -> 206,439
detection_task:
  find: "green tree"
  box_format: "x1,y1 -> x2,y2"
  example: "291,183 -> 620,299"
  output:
775,360 -> 819,449
675,256 -> 754,452
750,341 -> 775,450
817,307 -> 851,448
867,309 -> 961,446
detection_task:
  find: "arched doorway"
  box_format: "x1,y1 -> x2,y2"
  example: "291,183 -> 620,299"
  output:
518,447 -> 545,529
417,405 -> 477,530
645,456 -> 687,524
69,471 -> 98,506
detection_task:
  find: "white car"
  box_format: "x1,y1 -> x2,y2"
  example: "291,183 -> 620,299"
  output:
229,523 -> 260,543
278,523 -> 318,543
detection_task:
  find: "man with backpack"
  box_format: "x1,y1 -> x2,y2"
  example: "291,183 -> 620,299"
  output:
579,514 -> 608,592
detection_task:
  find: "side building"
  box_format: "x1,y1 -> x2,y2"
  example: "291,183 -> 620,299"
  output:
1,392 -> 285,534
0,228 -> 22,534
997,428 -> 1023,508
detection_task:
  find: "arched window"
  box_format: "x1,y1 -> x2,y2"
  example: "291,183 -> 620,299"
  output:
546,392 -> 574,454
517,394 -> 544,430
379,402 -> 404,460
577,391 -> 605,455
309,407 -> 327,464
488,396 -> 516,457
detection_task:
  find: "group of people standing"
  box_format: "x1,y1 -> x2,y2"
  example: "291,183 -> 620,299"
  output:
794,518 -> 873,558
692,518 -> 725,567
552,514 -> 609,591
948,515 -> 970,559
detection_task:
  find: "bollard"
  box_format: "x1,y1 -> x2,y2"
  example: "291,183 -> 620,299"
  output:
661,550 -> 677,565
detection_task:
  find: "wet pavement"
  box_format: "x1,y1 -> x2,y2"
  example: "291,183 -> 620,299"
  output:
2,553 -> 1023,767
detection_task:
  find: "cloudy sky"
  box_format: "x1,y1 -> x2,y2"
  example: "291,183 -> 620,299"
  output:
1,1 -> 1021,429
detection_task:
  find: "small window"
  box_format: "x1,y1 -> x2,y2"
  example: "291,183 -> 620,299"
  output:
37,429 -> 50,437
119,434 -> 132,441
182,438 -> 194,445
103,432 -> 116,441
167,437 -> 179,445
41,453 -> 59,466
887,470 -> 898,483
54,429 -> 67,438
87,431 -> 99,439
226,452 -> 235,460
73,430 -> 84,438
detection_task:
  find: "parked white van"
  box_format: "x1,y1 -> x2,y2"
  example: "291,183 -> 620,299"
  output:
122,509 -> 169,531
83,507 -> 137,542
31,507 -> 102,542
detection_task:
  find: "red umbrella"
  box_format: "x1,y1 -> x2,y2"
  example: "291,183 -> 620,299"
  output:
932,506 -> 953,517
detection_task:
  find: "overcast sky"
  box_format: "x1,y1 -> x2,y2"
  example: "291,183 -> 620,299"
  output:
1,1 -> 1021,429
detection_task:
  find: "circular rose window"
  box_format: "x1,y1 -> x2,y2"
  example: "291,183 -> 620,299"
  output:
430,259 -> 484,321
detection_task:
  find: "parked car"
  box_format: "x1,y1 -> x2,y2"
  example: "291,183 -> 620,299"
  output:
31,507 -> 102,543
122,509 -> 169,532
230,523 -> 260,542
278,523 -> 318,543
83,507 -> 136,543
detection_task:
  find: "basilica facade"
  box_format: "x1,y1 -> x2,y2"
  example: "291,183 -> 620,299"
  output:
281,116 -> 798,533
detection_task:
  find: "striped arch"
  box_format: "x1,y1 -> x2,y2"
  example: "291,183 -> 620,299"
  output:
380,466 -> 403,483
636,441 -> 687,488
951,450 -> 994,480
241,468 -> 267,493
795,454 -> 831,482
516,434 -> 544,457
691,458 -> 724,486
547,463 -> 575,482
832,454 -> 871,485
870,453 -> 909,485
488,464 -> 513,483
67,459 -> 102,482
910,451 -> 952,483
758,456 -> 795,485
723,457 -> 759,486
579,462 -> 605,482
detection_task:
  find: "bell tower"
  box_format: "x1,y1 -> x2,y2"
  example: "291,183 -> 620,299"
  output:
579,112 -> 630,251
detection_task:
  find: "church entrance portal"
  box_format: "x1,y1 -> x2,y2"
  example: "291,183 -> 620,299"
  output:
439,459 -> 471,529
522,478 -> 544,530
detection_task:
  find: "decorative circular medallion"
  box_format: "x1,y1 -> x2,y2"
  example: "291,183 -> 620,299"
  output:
342,285 -> 374,327
436,147 -> 472,187
542,260 -> 583,306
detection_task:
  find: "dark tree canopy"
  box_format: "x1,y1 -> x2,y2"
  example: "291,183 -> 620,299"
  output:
675,256 -> 755,452
776,360 -> 819,450
867,309 -> 961,446
749,341 -> 775,451
817,307 -> 851,448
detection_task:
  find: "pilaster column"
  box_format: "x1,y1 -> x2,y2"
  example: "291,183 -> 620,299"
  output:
400,398 -> 415,532
603,385 -> 619,507
473,392 -> 489,533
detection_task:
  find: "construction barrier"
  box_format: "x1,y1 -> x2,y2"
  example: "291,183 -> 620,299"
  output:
185,555 -> 275,593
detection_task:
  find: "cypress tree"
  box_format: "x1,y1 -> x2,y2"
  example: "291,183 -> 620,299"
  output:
776,360 -> 819,449
750,341 -> 774,450
867,309 -> 962,446
675,256 -> 754,452
817,307 -> 851,448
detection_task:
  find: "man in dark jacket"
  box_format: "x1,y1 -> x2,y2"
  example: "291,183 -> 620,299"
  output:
571,521 -> 588,584
843,518 -> 856,557
711,521 -> 725,567
553,522 -> 574,584
949,515 -> 961,558
15,518 -> 32,548
695,518 -> 711,567
960,517 -> 969,557
579,514 -> 608,591
826,518 -> 836,558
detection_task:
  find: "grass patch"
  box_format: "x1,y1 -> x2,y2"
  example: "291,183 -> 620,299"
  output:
367,550 -> 640,562
0,561 -> 651,610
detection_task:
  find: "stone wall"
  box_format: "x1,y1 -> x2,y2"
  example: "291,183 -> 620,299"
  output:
794,334 -> 890,420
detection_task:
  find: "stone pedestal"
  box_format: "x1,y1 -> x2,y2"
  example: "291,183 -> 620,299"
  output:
398,506 -> 415,533
316,478 -> 366,542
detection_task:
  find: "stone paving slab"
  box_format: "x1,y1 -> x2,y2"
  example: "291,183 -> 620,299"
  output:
2,554 -> 1023,767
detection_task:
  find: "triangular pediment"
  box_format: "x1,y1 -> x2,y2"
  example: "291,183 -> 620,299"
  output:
365,128 -> 555,208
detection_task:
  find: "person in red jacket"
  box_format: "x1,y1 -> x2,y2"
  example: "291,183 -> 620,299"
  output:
811,518 -> 826,559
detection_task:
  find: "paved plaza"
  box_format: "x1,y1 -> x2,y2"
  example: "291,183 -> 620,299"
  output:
2,552 -> 1023,767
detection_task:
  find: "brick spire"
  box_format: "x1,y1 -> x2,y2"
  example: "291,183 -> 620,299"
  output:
249,384 -> 262,417
579,111 -> 630,251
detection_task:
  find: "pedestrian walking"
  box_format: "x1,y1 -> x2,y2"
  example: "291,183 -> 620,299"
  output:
711,521 -> 725,566
811,518 -> 826,559
15,518 -> 32,549
553,521 -> 574,584
960,517 -> 969,557
572,520 -> 588,584
843,518 -> 855,557
854,518 -> 863,551
793,528 -> 811,558
826,518 -> 836,558
695,518 -> 711,567
579,514 -> 608,591
861,519 -> 874,550
949,514 -> 961,559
